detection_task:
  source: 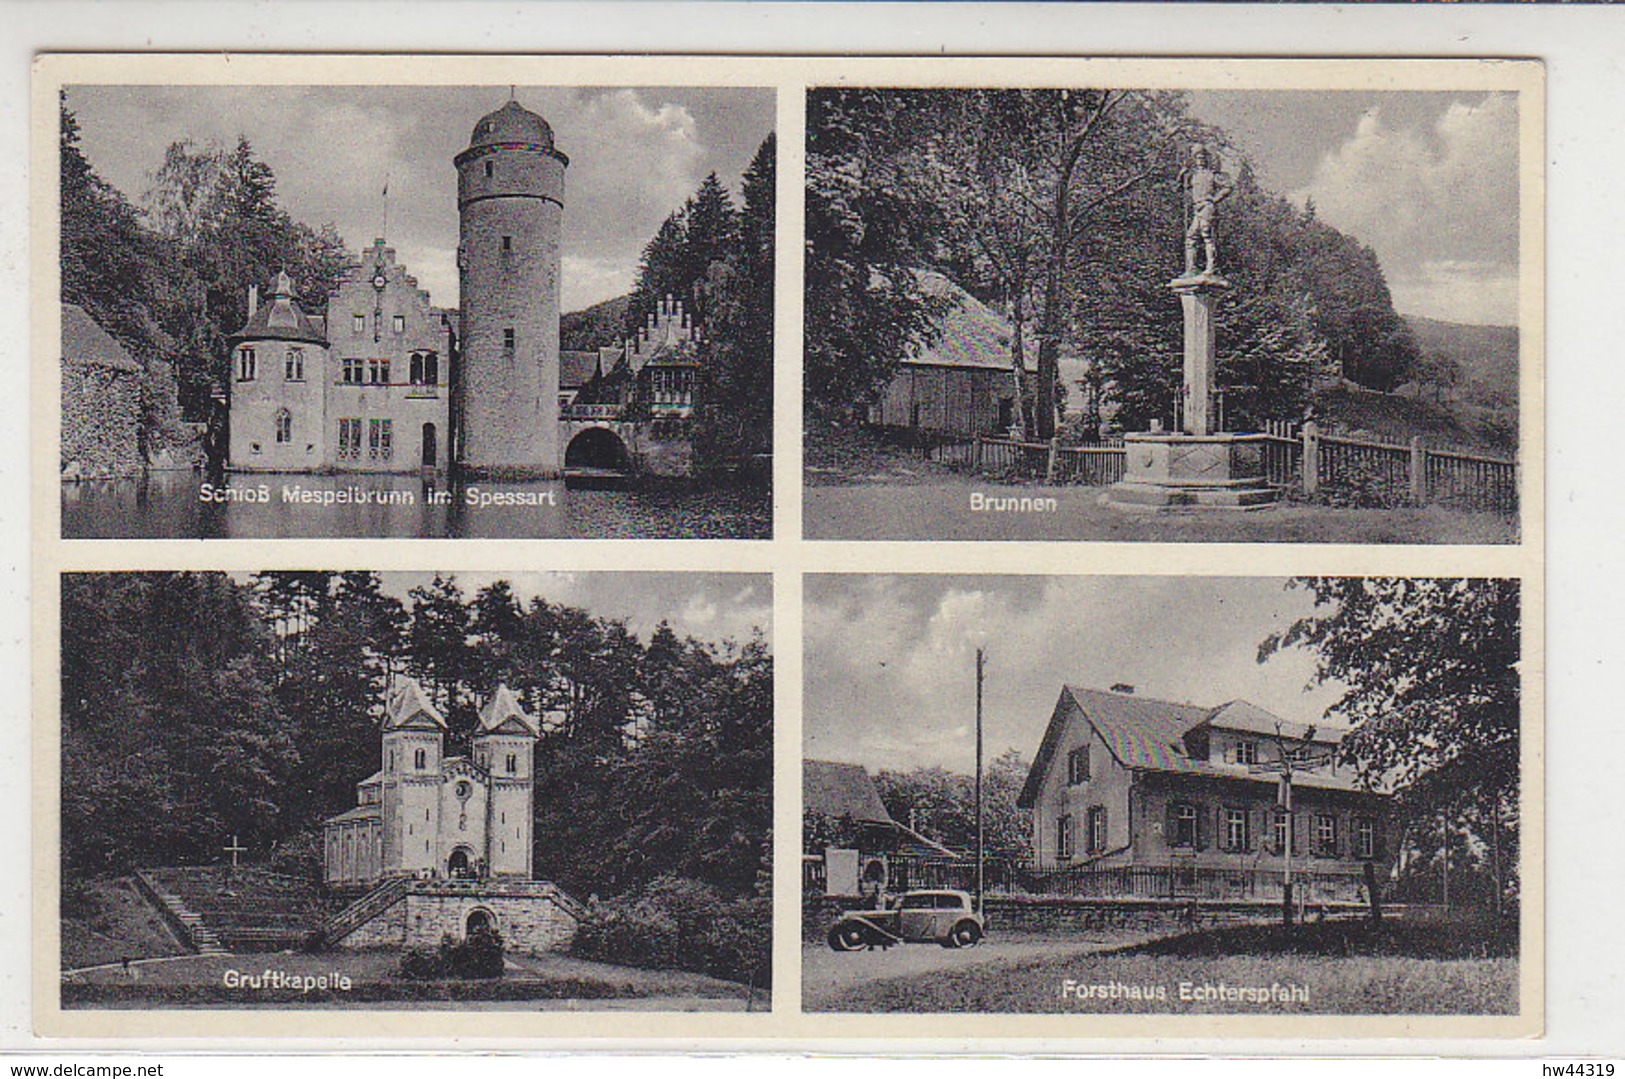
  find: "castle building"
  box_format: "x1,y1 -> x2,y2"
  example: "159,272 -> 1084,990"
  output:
227,252 -> 454,474
455,98 -> 567,477
61,303 -> 143,479
323,678 -> 538,889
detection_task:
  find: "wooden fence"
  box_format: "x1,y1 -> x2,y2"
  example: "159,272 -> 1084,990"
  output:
930,423 -> 1517,516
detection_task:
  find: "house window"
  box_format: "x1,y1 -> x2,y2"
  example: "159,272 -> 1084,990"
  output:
1223,807 -> 1250,852
1274,811 -> 1293,856
285,348 -> 305,381
413,747 -> 426,769
1235,740 -> 1259,766
392,314 -> 405,334
1056,814 -> 1073,860
274,408 -> 292,444
1316,814 -> 1339,857
369,418 -> 393,461
236,347 -> 257,381
342,358 -> 364,385
1170,802 -> 1198,848
503,328 -> 515,352
338,418 -> 362,459
353,314 -> 365,334
1067,745 -> 1090,785
1087,806 -> 1108,853
1356,817 -> 1377,860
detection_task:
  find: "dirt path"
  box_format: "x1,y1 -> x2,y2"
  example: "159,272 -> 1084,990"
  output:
802,934 -> 1138,1011
804,478 -> 1517,544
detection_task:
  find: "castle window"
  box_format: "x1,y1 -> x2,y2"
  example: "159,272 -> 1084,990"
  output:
338,418 -> 362,459
1235,740 -> 1259,766
503,328 -> 515,353
342,358 -> 364,385
368,359 -> 391,385
237,348 -> 256,381
506,753 -> 516,774
285,348 -> 305,381
274,409 -> 292,444
502,235 -> 512,252
414,747 -> 426,769
393,314 -> 405,334
1056,814 -> 1073,861
1067,745 -> 1089,785
410,351 -> 440,387
369,418 -> 393,461
484,161 -> 492,178
353,314 -> 365,334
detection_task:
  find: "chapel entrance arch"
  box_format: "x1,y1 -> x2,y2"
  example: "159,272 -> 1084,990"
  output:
447,846 -> 474,879
564,427 -> 631,473
465,908 -> 495,937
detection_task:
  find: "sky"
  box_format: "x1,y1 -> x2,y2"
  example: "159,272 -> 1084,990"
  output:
65,84 -> 775,312
1186,90 -> 1520,326
232,571 -> 772,648
803,576 -> 1346,774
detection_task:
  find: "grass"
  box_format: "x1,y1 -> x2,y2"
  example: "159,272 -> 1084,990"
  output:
813,918 -> 1519,1015
61,877 -> 189,970
61,947 -> 757,1009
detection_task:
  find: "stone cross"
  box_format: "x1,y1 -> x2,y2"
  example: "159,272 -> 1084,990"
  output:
223,834 -> 247,869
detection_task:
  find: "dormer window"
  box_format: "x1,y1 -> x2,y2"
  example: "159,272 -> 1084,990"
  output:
1234,740 -> 1259,766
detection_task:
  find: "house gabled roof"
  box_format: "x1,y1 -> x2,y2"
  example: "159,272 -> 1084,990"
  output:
804,759 -> 956,857
559,350 -> 602,391
1018,686 -> 1372,809
62,304 -> 141,373
383,677 -> 446,731
905,272 -> 1038,373
477,684 -> 540,737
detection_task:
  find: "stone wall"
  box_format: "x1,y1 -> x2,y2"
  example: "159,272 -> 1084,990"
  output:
334,884 -> 579,955
337,893 -> 407,948
61,361 -> 141,479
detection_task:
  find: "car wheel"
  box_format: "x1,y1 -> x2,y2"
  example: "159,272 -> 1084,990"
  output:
948,920 -> 983,948
829,922 -> 869,952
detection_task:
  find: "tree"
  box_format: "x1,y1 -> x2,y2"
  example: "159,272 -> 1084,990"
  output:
804,88 -> 948,424
1258,577 -> 1521,903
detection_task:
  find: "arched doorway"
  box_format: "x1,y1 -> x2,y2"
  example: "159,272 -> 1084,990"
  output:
421,422 -> 437,469
564,427 -> 631,473
446,847 -> 473,879
465,908 -> 495,936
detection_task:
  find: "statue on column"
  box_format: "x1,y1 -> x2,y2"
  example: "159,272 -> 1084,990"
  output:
1181,143 -> 1233,278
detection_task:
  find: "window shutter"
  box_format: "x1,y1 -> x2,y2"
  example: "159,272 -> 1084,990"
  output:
1166,800 -> 1179,847
1374,819 -> 1386,860
1194,802 -> 1207,850
1247,807 -> 1259,852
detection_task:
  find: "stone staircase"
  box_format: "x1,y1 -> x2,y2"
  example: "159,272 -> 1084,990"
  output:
132,869 -> 228,955
321,876 -> 412,946
136,866 -> 334,953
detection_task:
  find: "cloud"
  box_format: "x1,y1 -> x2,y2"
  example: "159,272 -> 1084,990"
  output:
804,577 -> 1341,774
1293,93 -> 1519,323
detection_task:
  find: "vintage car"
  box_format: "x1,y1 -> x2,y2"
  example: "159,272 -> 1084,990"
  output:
826,889 -> 985,950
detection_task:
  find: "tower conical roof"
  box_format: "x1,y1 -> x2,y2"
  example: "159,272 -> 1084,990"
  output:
230,269 -> 327,347
384,677 -> 447,730
469,99 -> 554,152
477,684 -> 539,737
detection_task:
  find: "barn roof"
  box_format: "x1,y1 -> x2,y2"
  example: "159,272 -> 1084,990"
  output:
1017,686 -> 1371,808
62,304 -> 141,373
904,272 -> 1037,373
804,759 -> 956,856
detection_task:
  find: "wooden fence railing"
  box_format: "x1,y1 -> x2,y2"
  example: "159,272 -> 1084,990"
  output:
931,424 -> 1517,516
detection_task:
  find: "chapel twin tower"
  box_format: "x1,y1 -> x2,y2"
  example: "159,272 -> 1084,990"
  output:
456,98 -> 568,477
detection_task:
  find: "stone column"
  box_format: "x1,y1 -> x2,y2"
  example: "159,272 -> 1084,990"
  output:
1170,275 -> 1230,437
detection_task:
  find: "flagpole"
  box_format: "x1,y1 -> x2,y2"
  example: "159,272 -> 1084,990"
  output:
382,173 -> 390,243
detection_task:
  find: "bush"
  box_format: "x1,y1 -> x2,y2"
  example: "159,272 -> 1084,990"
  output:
396,926 -> 506,980
571,874 -> 770,986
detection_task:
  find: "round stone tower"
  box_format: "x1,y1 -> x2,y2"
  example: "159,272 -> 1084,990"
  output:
455,98 -> 567,476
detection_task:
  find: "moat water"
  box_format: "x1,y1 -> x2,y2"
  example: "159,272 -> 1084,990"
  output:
61,470 -> 771,540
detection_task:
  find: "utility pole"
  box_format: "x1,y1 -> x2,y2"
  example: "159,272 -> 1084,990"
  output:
975,647 -> 985,919
1252,721 -> 1331,929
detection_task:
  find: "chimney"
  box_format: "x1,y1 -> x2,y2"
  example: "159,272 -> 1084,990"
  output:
1111,683 -> 1135,695
247,284 -> 258,319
